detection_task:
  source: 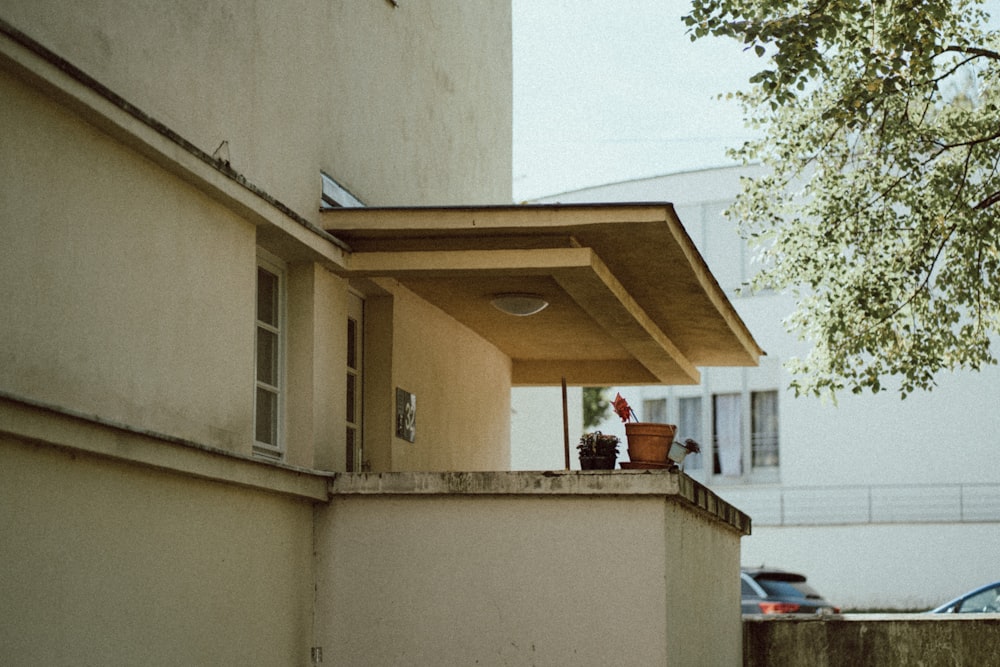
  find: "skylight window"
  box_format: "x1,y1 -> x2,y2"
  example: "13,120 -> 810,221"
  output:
320,172 -> 364,209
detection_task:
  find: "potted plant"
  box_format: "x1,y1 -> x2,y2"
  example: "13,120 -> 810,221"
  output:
577,431 -> 620,470
612,393 -> 699,469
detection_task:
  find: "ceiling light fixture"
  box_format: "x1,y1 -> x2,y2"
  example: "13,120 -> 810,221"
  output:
491,293 -> 549,317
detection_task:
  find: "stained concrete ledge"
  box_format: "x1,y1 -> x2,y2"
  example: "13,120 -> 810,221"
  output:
744,613 -> 1000,667
329,470 -> 751,535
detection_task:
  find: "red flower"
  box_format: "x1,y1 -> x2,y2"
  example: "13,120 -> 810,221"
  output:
612,392 -> 636,423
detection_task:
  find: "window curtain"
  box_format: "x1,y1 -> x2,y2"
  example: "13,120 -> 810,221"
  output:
715,394 -> 742,476
678,397 -> 703,470
751,390 -> 779,467
643,398 -> 667,424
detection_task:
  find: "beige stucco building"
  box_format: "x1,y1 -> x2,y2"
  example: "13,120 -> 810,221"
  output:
1,3 -> 762,664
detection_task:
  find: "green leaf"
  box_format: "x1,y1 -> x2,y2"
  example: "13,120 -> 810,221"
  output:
688,0 -> 1000,397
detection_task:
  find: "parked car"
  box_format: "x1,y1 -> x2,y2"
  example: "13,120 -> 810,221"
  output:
741,567 -> 840,615
929,580 -> 1000,613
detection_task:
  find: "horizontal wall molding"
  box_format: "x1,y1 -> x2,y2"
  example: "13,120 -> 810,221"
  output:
0,391 -> 330,502
0,20 -> 351,263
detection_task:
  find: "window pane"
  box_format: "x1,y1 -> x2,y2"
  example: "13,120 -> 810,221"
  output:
678,397 -> 703,470
347,318 -> 357,370
752,390 -> 779,468
346,426 -> 356,472
256,328 -> 278,386
256,387 -> 277,445
254,255 -> 283,457
755,576 -> 821,600
642,398 -> 667,423
957,585 -> 1000,612
257,267 -> 279,326
346,373 -> 356,422
713,393 -> 742,476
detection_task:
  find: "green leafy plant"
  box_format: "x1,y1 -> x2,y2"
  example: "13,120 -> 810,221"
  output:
686,0 -> 1000,398
577,432 -> 620,457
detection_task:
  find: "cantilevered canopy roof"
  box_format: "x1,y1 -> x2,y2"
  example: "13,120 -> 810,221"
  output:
322,204 -> 763,386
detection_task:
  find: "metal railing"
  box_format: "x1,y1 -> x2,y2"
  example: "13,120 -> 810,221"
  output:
716,482 -> 1000,526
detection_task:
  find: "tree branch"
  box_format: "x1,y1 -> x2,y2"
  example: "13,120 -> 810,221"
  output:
941,45 -> 1000,61
974,190 -> 1000,210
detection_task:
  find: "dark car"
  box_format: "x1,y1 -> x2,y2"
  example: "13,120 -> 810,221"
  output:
741,567 -> 840,615
930,580 -> 1000,613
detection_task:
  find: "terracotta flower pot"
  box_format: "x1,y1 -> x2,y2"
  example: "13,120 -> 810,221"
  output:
625,423 -> 677,464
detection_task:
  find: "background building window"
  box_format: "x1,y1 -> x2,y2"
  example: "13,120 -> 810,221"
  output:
642,398 -> 667,424
751,390 -> 779,468
713,393 -> 743,477
709,389 -> 780,480
678,396 -> 703,470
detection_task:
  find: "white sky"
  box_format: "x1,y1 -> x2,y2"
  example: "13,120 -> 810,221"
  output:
512,0 -> 766,201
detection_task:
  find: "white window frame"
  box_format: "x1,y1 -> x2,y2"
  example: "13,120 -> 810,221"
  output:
254,249 -> 286,459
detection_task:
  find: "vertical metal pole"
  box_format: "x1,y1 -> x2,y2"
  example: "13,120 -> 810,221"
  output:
562,377 -> 570,470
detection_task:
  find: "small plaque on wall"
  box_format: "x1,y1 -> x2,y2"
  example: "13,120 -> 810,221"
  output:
395,388 -> 416,442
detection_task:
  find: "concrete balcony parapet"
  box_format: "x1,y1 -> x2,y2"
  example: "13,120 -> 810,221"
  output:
329,469 -> 750,535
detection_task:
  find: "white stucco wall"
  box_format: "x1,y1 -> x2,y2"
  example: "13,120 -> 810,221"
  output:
510,385 -> 583,470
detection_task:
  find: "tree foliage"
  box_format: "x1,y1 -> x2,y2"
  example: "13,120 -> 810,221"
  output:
685,0 -> 1000,397
582,386 -> 611,429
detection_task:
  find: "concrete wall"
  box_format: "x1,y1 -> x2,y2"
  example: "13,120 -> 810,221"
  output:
0,435 -> 316,666
1,1 -> 514,472
315,471 -> 748,667
1,423 -> 747,667
0,0 -> 512,207
744,615 -> 1000,667
0,65 -> 257,453
286,262 -> 350,470
379,281 -> 513,471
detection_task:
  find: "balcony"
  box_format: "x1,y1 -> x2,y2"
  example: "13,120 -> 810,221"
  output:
315,469 -> 750,666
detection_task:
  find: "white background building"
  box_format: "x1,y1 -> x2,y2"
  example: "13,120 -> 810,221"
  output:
512,165 -> 1000,610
